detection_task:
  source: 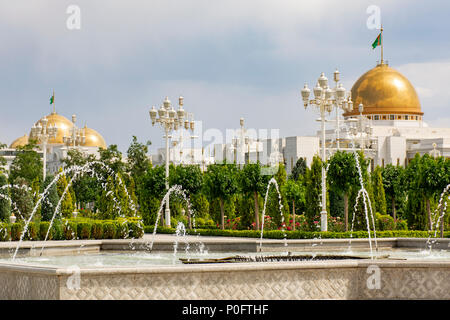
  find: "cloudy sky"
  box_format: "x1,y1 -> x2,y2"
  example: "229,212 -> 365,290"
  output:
0,0 -> 449,154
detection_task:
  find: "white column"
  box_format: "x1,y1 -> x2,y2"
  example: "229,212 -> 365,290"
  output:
42,140 -> 47,182
320,106 -> 328,232
164,126 -> 171,227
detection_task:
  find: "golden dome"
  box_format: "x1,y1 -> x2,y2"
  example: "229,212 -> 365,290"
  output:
82,126 -> 107,149
28,112 -> 107,149
343,63 -> 423,117
9,134 -> 29,149
29,112 -> 73,145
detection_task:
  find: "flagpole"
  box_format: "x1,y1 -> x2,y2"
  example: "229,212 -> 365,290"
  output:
380,25 -> 384,64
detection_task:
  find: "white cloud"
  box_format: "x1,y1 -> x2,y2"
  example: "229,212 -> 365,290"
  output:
397,60 -> 450,119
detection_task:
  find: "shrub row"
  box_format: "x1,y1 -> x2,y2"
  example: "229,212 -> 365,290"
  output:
143,226 -> 450,239
0,217 -> 144,241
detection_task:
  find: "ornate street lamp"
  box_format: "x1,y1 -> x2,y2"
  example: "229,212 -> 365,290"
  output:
346,104 -> 374,152
149,96 -> 194,227
231,117 -> 252,166
30,117 -> 58,181
301,71 -> 353,231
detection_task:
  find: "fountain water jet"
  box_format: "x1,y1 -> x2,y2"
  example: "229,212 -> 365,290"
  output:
425,183 -> 450,252
147,185 -> 196,252
259,177 -> 288,251
12,161 -> 140,260
348,152 -> 378,259
173,221 -> 189,264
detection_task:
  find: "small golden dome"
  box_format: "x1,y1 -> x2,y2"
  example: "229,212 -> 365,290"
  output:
82,126 -> 107,149
343,63 -> 423,117
29,112 -> 73,145
10,134 -> 29,149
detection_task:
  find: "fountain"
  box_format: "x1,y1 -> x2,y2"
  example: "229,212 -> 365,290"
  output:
424,183 -> 450,251
147,184 -> 197,252
11,161 -> 140,260
259,177 -> 288,251
172,221 -> 189,264
0,157 -> 448,300
347,152 -> 378,258
432,183 -> 449,238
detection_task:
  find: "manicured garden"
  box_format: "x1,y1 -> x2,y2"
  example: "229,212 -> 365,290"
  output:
0,138 -> 449,242
0,217 -> 143,241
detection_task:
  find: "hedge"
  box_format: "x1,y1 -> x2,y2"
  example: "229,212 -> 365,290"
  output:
0,217 -> 144,241
143,226 -> 450,239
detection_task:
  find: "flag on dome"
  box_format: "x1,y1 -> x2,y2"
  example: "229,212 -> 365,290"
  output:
372,33 -> 381,49
49,92 -> 54,105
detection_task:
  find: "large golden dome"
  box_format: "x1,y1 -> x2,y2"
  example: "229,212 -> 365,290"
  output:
83,126 -> 107,149
29,112 -> 73,145
23,111 -> 107,149
343,63 -> 423,118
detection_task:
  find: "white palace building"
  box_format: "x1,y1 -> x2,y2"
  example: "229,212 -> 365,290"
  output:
152,60 -> 450,174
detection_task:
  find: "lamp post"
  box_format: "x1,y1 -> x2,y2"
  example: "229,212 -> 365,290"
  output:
301,71 -> 353,231
63,114 -> 86,149
149,96 -> 194,227
346,104 -> 374,151
232,118 -> 251,167
30,117 -> 58,181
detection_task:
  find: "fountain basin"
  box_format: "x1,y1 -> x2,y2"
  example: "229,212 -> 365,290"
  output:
0,258 -> 449,300
0,236 -> 449,300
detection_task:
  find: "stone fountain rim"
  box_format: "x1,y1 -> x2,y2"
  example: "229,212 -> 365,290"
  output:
1,257 -> 449,277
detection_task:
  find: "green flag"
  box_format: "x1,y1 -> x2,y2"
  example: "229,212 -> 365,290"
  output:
372,33 -> 381,49
50,93 -> 54,105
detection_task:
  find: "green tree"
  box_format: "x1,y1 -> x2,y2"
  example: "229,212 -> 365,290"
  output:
115,172 -> 133,217
404,154 -> 427,229
203,163 -> 239,229
169,165 -> 203,196
9,140 -> 43,185
56,169 -> 74,217
97,176 -> 117,219
191,193 -> 210,219
240,162 -> 269,230
281,178 -> 305,230
382,164 -> 405,220
305,155 -> 322,230
99,144 -> 125,176
0,142 -> 6,174
327,151 -> 359,231
10,177 -> 34,220
290,157 -> 307,181
419,154 -> 448,230
126,136 -> 151,183
169,164 -> 204,228
0,174 -> 11,221
139,165 -> 166,225
62,149 -> 100,208
40,174 -> 60,221
371,166 -> 387,215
